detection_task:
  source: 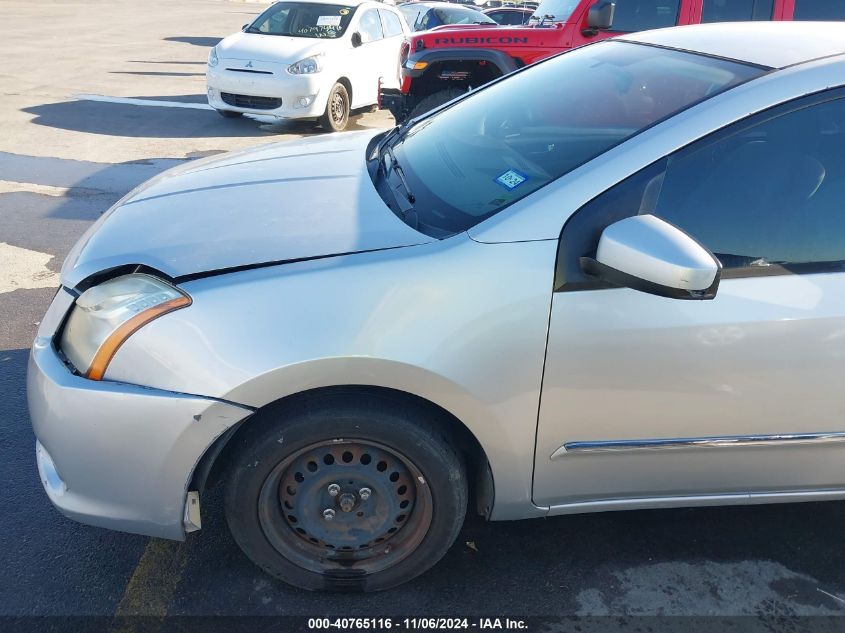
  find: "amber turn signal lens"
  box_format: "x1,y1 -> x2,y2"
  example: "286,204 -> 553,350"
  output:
86,295 -> 191,380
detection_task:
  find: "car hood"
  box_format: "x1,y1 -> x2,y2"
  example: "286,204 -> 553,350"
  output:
61,131 -> 434,288
217,31 -> 337,63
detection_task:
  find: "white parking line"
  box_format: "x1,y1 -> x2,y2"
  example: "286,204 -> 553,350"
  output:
0,243 -> 60,294
0,180 -> 72,197
74,94 -> 213,110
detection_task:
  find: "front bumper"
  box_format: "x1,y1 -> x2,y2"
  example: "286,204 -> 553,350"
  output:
28,288 -> 253,540
206,64 -> 328,119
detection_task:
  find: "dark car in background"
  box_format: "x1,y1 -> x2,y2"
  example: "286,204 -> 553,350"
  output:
399,1 -> 497,31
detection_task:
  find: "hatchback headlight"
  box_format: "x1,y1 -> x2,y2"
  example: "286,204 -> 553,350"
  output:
60,274 -> 191,380
288,55 -> 323,75
208,47 -> 219,67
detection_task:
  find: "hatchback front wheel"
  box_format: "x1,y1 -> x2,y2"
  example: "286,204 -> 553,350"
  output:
320,83 -> 351,132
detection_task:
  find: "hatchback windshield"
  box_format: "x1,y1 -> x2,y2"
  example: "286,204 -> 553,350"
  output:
377,41 -> 765,236
247,2 -> 356,39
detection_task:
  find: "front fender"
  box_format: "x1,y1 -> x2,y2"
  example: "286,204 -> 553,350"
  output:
104,236 -> 557,519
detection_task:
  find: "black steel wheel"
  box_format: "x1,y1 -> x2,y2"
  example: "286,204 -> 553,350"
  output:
319,83 -> 350,132
224,391 -> 467,592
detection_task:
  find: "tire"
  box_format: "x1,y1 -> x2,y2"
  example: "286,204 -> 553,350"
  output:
223,392 -> 468,592
319,83 -> 351,132
408,88 -> 465,120
216,109 -> 242,118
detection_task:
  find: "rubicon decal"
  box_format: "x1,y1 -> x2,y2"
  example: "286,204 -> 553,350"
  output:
432,36 -> 530,45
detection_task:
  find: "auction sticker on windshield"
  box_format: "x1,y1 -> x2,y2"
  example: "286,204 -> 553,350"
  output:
317,15 -> 342,26
494,169 -> 528,191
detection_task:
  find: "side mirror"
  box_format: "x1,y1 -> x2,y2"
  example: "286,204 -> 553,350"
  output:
583,1 -> 615,35
351,32 -> 363,47
580,215 -> 721,300
242,23 -> 249,31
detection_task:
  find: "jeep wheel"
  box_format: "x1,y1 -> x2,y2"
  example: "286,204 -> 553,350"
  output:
223,392 -> 468,592
408,88 -> 465,120
320,83 -> 351,132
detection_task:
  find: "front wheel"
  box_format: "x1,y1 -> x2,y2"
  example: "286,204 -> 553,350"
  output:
223,393 -> 467,592
319,83 -> 351,132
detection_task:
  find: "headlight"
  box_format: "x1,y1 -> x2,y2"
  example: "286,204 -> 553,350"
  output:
60,274 -> 191,380
208,47 -> 219,67
288,55 -> 323,75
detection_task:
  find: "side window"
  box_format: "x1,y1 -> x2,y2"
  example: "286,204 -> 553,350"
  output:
793,0 -> 845,20
358,9 -> 384,42
653,98 -> 845,271
610,0 -> 681,32
419,10 -> 436,29
380,9 -> 404,37
556,93 -> 845,291
701,0 -> 774,22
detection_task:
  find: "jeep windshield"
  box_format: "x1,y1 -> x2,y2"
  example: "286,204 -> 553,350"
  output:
528,0 -> 580,21
246,2 -> 356,39
373,41 -> 765,237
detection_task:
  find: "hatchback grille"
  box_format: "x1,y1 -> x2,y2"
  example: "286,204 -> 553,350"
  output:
220,92 -> 282,110
226,68 -> 273,75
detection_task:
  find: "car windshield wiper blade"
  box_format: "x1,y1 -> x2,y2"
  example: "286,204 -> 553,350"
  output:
384,144 -> 415,205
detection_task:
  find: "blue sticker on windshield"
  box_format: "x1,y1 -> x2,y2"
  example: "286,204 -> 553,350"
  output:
495,169 -> 528,191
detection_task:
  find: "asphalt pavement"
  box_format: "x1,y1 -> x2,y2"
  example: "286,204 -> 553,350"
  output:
1,0 -> 844,624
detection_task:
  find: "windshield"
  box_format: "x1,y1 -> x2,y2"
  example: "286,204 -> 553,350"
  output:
529,0 -> 580,21
247,2 -> 356,39
434,7 -> 497,25
377,41 -> 765,236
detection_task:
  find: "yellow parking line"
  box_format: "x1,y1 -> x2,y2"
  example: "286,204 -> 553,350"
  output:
115,538 -> 188,618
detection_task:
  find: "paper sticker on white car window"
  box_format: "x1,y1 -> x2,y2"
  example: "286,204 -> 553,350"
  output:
317,15 -> 342,26
494,169 -> 528,191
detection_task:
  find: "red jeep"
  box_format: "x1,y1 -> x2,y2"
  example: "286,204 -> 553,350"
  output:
381,0 -> 843,122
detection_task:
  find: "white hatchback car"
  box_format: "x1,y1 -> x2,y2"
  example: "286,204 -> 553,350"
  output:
207,0 -> 408,131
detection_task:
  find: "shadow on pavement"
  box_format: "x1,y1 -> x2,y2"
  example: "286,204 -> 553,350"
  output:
110,71 -> 206,77
164,36 -> 221,47
131,94 -> 209,104
22,100 -> 274,139
23,99 -> 382,139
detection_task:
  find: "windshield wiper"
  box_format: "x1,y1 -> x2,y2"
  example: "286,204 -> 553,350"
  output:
383,143 -> 415,205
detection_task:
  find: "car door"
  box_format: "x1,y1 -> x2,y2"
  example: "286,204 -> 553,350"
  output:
349,7 -> 386,107
534,90 -> 845,509
378,8 -> 407,92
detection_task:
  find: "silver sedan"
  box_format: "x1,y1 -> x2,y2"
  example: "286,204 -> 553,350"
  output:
29,21 -> 845,591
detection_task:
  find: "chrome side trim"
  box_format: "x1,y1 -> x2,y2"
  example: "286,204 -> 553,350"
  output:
546,488 -> 845,516
550,432 -> 845,460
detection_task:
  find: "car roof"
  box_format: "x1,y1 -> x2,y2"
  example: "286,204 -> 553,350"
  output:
622,22 -> 845,69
